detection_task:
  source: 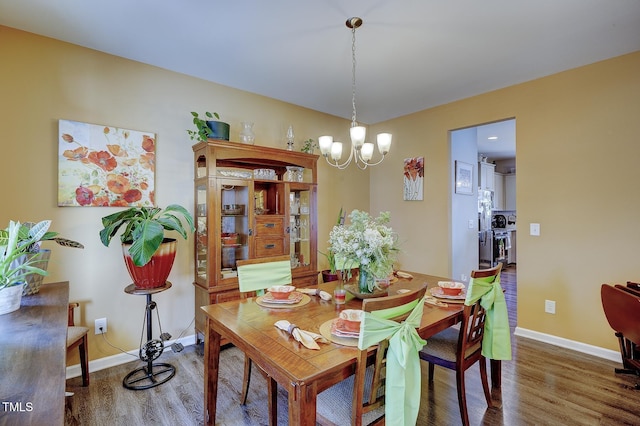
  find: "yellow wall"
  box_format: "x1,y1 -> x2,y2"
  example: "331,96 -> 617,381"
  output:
2,24 -> 638,360
370,51 -> 640,351
0,26 -> 369,362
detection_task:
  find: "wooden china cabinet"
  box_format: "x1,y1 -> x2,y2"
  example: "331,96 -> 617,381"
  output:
192,139 -> 319,341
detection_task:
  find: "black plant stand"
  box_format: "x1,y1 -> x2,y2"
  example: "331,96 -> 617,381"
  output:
122,281 -> 176,390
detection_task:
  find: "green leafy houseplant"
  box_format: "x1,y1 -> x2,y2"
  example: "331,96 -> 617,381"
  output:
0,220 -> 84,252
99,204 -> 195,267
301,138 -> 318,154
319,208 -> 346,279
0,220 -> 83,295
187,111 -> 220,142
0,221 -> 49,290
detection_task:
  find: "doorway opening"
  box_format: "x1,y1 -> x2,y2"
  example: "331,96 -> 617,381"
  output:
450,118 -> 516,320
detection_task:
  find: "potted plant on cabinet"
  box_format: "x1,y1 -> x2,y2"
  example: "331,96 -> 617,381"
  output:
99,204 -> 195,289
0,221 -> 49,314
301,138 -> 318,154
187,111 -> 230,142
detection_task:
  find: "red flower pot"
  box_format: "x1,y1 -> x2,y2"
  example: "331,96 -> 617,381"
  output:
122,238 -> 176,289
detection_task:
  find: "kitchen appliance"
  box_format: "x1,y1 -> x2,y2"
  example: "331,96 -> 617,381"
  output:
492,229 -> 511,265
478,189 -> 494,268
478,190 -> 512,268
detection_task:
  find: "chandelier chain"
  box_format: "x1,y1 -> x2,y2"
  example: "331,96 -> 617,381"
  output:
351,25 -> 358,126
318,17 -> 392,170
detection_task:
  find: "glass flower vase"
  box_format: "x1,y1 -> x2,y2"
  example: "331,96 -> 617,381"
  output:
239,121 -> 255,145
358,268 -> 374,293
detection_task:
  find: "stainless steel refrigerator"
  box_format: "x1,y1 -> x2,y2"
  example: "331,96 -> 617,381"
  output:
478,189 -> 493,268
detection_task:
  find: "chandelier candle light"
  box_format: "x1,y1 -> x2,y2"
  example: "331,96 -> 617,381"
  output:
318,17 -> 392,170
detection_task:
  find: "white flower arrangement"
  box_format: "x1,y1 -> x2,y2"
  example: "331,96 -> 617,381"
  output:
328,210 -> 399,291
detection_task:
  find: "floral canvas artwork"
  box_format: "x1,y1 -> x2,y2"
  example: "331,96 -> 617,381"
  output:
403,156 -> 424,201
58,120 -> 156,207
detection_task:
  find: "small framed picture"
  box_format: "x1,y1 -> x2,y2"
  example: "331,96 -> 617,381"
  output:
455,161 -> 473,195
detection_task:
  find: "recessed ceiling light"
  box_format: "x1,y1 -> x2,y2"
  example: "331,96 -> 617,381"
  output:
488,136 -> 498,140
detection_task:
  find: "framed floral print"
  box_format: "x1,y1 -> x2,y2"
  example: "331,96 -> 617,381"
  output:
403,156 -> 424,201
58,119 -> 156,207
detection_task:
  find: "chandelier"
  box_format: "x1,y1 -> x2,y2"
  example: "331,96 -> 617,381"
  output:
318,17 -> 392,170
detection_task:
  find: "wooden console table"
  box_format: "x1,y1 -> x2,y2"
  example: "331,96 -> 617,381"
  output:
0,281 -> 69,425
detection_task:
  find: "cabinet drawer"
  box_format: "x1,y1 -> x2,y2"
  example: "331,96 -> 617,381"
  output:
215,290 -> 243,303
254,217 -> 285,236
255,237 -> 285,257
293,274 -> 319,288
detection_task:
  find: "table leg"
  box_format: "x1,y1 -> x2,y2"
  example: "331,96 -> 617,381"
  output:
267,376 -> 277,426
204,317 -> 221,426
288,382 -> 317,426
490,359 -> 502,408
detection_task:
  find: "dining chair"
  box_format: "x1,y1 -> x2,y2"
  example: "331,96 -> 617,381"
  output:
418,264 -> 502,426
235,254 -> 291,418
601,284 -> 640,388
67,302 -> 90,386
317,286 -> 427,426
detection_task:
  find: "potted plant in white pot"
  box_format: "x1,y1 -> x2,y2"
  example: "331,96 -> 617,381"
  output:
2,220 -> 84,295
0,221 -> 49,314
99,204 -> 195,289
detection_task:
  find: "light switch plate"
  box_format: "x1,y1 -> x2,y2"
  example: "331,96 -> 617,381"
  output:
530,223 -> 540,236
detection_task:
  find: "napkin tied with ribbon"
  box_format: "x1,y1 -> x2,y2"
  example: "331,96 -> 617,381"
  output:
358,296 -> 426,426
274,320 -> 328,350
464,272 -> 512,360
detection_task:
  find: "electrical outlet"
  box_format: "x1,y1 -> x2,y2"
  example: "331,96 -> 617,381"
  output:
544,300 -> 556,314
95,317 -> 107,334
461,274 -> 468,282
468,219 -> 474,229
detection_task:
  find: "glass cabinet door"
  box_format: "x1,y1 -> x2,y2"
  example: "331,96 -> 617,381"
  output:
195,183 -> 208,282
219,179 -> 250,281
289,188 -> 311,270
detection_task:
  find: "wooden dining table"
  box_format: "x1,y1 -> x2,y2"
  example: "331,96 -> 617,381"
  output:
202,271 -> 502,425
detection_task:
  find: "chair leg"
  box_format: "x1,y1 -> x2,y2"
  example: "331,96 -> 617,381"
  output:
428,362 -> 435,382
479,356 -> 492,408
267,376 -> 278,426
240,355 -> 252,404
455,369 -> 469,426
79,335 -> 89,387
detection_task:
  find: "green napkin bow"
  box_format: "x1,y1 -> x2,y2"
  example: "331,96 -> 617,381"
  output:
464,273 -> 512,360
358,296 -> 426,426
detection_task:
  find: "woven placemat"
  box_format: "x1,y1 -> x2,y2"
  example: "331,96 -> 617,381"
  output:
319,319 -> 359,347
255,293 -> 311,309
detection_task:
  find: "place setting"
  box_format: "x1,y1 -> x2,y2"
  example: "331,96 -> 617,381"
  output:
255,285 -> 311,309
319,309 -> 364,347
426,281 -> 467,306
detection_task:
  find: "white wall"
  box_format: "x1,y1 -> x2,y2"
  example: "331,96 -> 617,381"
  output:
450,127 -> 479,283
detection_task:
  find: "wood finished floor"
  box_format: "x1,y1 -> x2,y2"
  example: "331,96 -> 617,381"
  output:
65,265 -> 640,425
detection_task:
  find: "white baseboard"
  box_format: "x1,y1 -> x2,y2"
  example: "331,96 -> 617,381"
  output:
66,334 -> 197,380
514,327 -> 621,363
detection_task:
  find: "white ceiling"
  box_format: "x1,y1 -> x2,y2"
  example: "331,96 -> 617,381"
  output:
1,1 -> 639,148
477,119 -> 516,160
